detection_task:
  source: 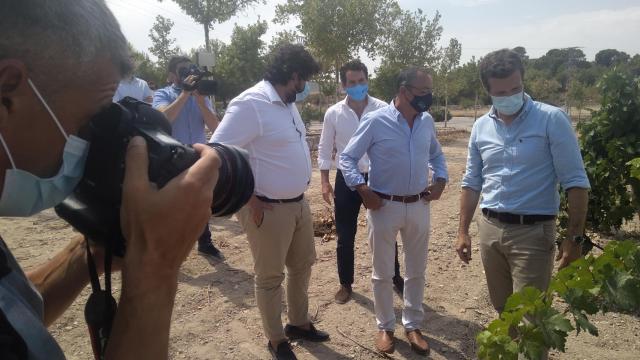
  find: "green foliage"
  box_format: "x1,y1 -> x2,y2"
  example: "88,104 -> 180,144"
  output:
578,69 -> 640,232
298,103 -> 325,124
213,21 -> 268,102
148,15 -> 180,69
161,0 -> 262,50
595,49 -> 630,68
628,158 -> 640,180
370,8 -> 443,102
477,240 -> 640,360
429,106 -> 451,123
275,0 -> 398,83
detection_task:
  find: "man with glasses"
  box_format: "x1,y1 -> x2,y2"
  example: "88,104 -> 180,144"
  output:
318,59 -> 404,305
340,67 -> 448,355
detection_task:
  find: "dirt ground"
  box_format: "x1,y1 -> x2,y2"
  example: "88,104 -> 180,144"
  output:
1,130 -> 639,360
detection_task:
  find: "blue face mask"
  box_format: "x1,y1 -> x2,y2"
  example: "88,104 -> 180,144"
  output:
295,82 -> 310,102
491,91 -> 524,116
0,79 -> 90,217
345,83 -> 368,102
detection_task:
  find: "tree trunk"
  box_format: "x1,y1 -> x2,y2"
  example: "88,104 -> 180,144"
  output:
204,22 -> 211,52
444,82 -> 448,128
474,90 -> 479,121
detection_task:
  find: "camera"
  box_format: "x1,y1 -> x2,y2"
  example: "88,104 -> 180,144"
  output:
178,63 -> 218,96
55,97 -> 254,256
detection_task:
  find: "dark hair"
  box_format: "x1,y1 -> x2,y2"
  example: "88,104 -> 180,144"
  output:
479,49 -> 525,91
396,66 -> 431,93
264,44 -> 320,85
168,55 -> 191,74
340,59 -> 368,85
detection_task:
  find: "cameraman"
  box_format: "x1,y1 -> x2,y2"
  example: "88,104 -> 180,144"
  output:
0,1 -> 221,359
153,56 -> 222,259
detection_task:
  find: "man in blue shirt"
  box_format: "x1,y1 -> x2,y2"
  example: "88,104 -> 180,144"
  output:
456,49 -> 590,325
153,56 -> 221,258
340,67 -> 448,356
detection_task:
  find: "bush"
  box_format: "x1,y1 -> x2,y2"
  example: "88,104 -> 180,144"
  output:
298,103 -> 325,125
429,106 -> 452,122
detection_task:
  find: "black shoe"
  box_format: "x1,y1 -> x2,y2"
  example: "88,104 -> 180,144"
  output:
284,323 -> 330,342
198,242 -> 221,258
393,275 -> 404,297
267,341 -> 297,360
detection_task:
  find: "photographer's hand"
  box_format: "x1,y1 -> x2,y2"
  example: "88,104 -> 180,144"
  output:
106,136 -> 220,360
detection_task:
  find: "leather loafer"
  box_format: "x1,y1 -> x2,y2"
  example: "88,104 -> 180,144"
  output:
267,341 -> 297,360
284,323 -> 329,342
405,329 -> 430,355
334,285 -> 352,304
374,330 -> 395,353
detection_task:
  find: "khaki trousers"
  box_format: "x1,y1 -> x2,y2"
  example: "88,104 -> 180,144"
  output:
236,198 -> 316,341
478,214 -> 556,313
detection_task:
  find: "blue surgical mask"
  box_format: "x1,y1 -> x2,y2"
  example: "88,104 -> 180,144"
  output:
345,83 -> 368,102
0,79 -> 90,217
296,82 -> 310,102
491,91 -> 524,116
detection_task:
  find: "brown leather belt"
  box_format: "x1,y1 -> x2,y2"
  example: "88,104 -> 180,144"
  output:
374,191 -> 429,203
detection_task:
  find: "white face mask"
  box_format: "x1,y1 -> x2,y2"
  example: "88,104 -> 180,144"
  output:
491,91 -> 525,116
0,79 -> 90,217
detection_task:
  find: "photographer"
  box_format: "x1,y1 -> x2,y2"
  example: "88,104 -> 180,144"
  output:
0,1 -> 221,359
153,56 -> 222,259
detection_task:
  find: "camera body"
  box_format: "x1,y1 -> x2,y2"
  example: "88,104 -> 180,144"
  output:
55,97 -> 253,256
178,64 -> 218,96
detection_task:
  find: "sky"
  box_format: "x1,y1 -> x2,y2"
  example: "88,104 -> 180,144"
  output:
106,0 -> 640,73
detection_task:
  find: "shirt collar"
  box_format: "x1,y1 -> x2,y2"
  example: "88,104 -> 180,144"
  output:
262,80 -> 286,104
489,92 -> 533,123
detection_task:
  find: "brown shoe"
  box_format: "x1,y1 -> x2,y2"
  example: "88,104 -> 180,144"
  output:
374,330 -> 395,353
334,285 -> 352,304
405,329 -> 430,355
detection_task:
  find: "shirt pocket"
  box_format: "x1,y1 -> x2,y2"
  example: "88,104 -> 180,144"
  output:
515,134 -> 548,167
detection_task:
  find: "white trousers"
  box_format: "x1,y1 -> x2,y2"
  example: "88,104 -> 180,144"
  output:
367,199 -> 430,331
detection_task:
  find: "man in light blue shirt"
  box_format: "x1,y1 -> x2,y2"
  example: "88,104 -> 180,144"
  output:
456,49 -> 590,338
153,55 -> 221,258
340,67 -> 448,356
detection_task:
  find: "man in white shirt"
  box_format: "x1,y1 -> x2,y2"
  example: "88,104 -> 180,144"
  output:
318,60 -> 403,304
210,44 -> 328,360
112,58 -> 153,103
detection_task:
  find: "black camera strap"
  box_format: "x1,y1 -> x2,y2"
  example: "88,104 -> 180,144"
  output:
84,236 -> 117,360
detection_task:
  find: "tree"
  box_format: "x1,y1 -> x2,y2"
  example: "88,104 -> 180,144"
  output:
129,43 -> 165,86
161,0 -> 262,51
567,81 -> 587,121
275,0 -> 399,85
512,46 -> 529,61
438,38 -> 462,127
148,15 -> 180,69
595,49 -> 630,67
214,21 -> 268,103
370,9 -> 443,101
578,69 -> 640,232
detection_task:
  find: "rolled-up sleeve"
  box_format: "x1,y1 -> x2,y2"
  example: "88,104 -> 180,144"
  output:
548,110 -> 590,190
461,123 -> 483,191
428,121 -> 448,182
317,108 -> 336,170
339,116 -> 374,188
152,88 -> 172,109
210,98 -> 259,147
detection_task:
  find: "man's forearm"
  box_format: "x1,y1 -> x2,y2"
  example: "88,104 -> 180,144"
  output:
26,236 -> 90,326
458,187 -> 481,235
199,102 -> 220,133
566,187 -> 589,237
106,269 -> 178,360
320,169 -> 330,184
157,93 -> 189,123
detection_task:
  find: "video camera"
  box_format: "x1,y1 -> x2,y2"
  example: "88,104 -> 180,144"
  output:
178,63 -> 218,96
55,97 -> 254,256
